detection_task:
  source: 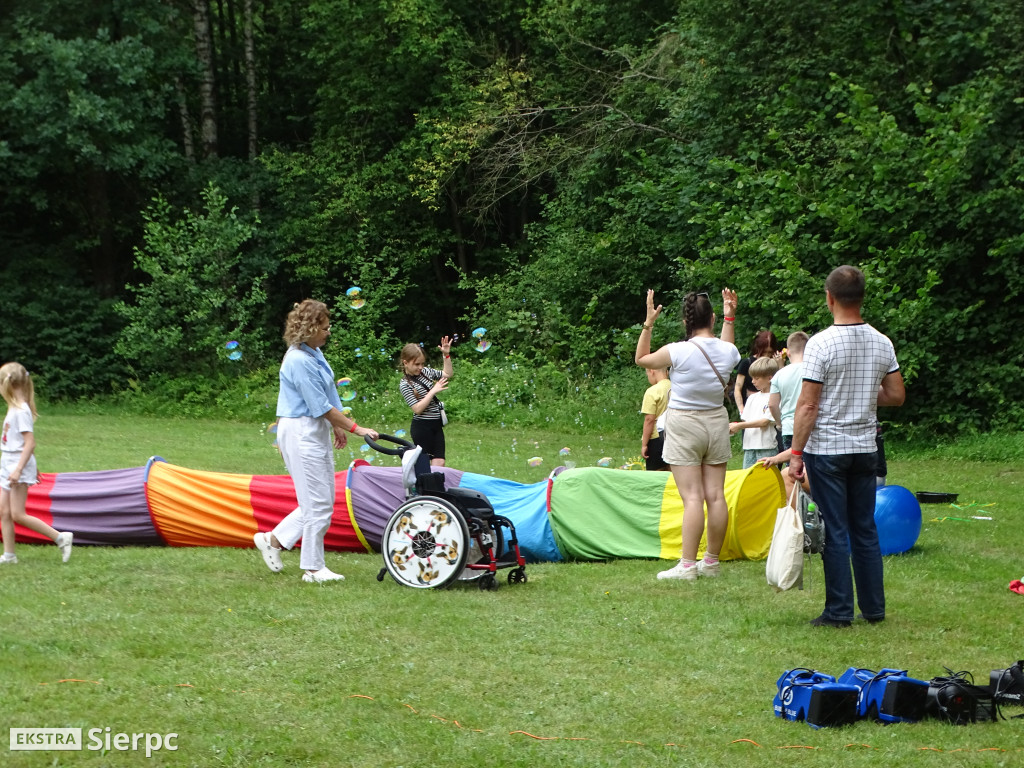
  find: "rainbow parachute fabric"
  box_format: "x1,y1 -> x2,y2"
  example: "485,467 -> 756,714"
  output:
17,458 -> 784,563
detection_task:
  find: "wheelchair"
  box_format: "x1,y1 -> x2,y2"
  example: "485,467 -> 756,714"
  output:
367,434 -> 527,590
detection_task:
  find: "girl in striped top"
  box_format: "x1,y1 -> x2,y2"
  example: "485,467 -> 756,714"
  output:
399,337 -> 453,466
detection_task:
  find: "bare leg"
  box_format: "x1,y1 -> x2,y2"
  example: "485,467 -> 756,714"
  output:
671,464 -> 707,561
701,463 -> 729,556
9,484 -> 60,542
1,489 -> 16,554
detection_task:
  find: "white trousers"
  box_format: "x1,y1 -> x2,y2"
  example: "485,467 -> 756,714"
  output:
272,416 -> 336,571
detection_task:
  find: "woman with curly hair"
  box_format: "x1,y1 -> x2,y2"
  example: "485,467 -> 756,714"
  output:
253,299 -> 379,583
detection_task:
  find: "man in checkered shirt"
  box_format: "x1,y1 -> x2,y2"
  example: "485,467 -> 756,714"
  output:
790,266 -> 905,628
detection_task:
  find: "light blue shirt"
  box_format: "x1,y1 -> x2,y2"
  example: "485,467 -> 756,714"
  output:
276,344 -> 343,419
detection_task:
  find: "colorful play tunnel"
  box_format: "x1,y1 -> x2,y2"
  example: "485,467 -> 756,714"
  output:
16,457 -> 785,563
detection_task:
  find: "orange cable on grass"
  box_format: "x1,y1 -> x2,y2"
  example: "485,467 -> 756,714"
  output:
509,730 -> 560,740
731,739 -> 761,746
348,694 -> 375,700
40,679 -> 100,685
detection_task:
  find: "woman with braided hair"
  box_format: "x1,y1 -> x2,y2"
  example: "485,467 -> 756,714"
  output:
635,289 -> 740,582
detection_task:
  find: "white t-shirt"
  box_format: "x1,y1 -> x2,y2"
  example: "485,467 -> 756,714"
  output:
2,403 -> 34,453
667,338 -> 741,411
740,391 -> 777,450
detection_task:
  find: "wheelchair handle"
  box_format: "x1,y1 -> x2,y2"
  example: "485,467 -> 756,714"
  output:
363,433 -> 415,456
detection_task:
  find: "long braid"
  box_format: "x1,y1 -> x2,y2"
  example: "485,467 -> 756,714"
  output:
682,292 -> 713,340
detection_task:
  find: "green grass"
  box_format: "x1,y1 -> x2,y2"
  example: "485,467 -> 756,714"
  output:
2,406 -> 1023,766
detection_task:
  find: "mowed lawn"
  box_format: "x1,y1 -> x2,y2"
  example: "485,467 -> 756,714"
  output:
2,409 -> 1023,767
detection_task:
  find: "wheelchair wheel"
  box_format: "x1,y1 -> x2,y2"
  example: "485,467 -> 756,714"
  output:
381,497 -> 469,589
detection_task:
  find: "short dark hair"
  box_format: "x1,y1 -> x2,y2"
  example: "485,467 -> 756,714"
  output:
825,265 -> 865,306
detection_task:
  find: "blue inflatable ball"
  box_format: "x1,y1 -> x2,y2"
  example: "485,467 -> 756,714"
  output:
874,484 -> 922,555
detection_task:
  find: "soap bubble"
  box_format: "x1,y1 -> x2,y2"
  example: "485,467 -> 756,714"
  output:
597,457 -> 612,467
341,406 -> 353,417
225,340 -> 239,350
395,429 -> 407,438
267,421 -> 278,435
559,447 -> 571,456
359,443 -> 370,452
225,340 -> 242,361
472,327 -> 487,339
336,377 -> 357,401
528,456 -> 543,467
355,348 -> 363,358
346,287 -> 365,309
475,339 -> 492,353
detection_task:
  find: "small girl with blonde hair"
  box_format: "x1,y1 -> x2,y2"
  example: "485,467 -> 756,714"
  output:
0,362 -> 73,564
399,337 -> 453,467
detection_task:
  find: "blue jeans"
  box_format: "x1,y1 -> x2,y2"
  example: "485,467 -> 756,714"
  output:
804,452 -> 884,622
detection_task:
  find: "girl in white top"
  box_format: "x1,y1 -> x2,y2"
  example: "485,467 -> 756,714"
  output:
635,289 -> 739,582
0,362 -> 73,564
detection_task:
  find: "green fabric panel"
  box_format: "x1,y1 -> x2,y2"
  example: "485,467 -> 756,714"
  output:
548,468 -> 667,560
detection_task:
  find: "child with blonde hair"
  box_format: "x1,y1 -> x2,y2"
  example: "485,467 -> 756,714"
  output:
399,337 -> 453,467
0,363 -> 73,563
729,355 -> 780,469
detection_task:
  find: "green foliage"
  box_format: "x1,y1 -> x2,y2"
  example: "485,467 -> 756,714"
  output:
0,256 -> 126,399
115,184 -> 267,378
4,0 -> 1024,438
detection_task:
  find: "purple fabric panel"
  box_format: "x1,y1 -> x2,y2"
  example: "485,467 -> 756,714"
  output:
48,467 -> 164,546
349,465 -> 463,551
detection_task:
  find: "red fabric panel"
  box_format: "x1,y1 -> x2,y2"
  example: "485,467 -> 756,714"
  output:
16,473 -> 56,544
248,472 -> 363,553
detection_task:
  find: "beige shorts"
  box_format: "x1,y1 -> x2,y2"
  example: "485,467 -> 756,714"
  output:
661,407 -> 732,467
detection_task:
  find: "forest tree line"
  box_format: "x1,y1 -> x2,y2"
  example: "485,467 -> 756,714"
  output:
2,0 -> 1023,434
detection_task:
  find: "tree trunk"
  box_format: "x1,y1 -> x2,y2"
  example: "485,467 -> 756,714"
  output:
193,0 -> 219,158
243,0 -> 258,161
175,76 -> 196,163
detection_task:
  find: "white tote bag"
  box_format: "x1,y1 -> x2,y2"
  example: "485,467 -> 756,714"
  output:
766,485 -> 805,591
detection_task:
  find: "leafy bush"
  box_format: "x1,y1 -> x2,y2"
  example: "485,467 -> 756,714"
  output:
115,183 -> 269,379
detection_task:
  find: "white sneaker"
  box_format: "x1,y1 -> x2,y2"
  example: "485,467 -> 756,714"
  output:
254,532 -> 283,572
302,567 -> 345,583
56,532 -> 73,563
697,559 -> 721,578
0,553 -> 17,564
657,561 -> 697,581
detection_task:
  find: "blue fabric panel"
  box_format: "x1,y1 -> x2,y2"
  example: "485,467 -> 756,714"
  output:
455,472 -> 562,563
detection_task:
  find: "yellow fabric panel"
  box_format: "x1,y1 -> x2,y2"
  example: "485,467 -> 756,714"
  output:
657,465 -> 784,562
658,480 -> 685,560
726,464 -> 785,560
146,461 -> 257,547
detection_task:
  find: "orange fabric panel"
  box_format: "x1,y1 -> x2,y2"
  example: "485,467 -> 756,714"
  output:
145,461 -> 257,548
